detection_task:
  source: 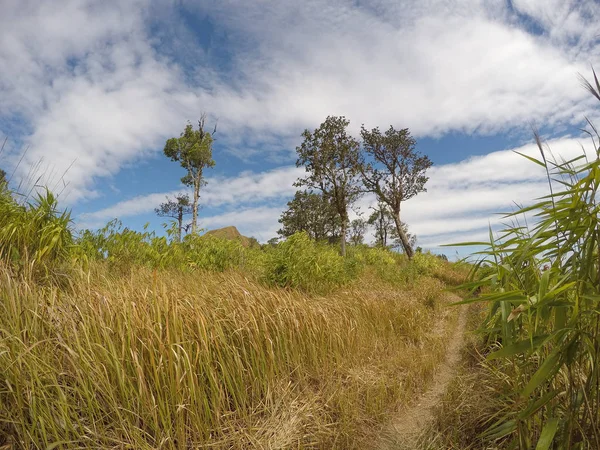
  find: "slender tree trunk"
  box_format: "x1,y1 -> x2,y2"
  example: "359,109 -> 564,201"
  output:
192,178 -> 199,234
177,209 -> 183,243
392,210 -> 414,259
340,218 -> 347,257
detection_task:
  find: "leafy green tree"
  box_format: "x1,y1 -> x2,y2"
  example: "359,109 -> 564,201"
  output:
266,237 -> 280,247
164,115 -> 216,234
295,116 -> 362,256
154,194 -> 193,242
278,190 -> 341,242
349,218 -> 366,245
359,126 -> 431,259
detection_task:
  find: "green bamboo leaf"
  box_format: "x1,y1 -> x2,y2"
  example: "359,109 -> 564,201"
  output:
518,390 -> 559,420
522,349 -> 562,398
514,151 -> 545,167
482,419 -> 517,440
535,418 -> 559,450
487,336 -> 548,360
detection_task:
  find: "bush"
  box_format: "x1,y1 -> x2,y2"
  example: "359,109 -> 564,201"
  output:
263,232 -> 353,293
182,233 -> 244,271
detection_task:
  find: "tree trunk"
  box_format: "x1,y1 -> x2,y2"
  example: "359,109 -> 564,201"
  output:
340,219 -> 347,257
192,178 -> 199,234
177,209 -> 183,243
392,210 -> 414,259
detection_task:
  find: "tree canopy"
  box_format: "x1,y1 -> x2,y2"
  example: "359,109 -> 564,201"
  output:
295,116 -> 362,256
155,194 -> 193,242
164,115 -> 216,234
278,190 -> 341,243
359,125 -> 431,258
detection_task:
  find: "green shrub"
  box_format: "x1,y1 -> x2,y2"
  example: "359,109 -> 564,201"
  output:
412,251 -> 443,275
263,232 -> 352,293
182,233 -> 244,271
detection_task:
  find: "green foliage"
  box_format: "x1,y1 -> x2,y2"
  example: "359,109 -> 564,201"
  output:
359,125 -> 432,258
295,116 -> 363,256
0,188 -> 73,278
155,194 -> 193,242
77,220 -> 246,273
412,251 -> 443,275
461,97 -> 600,448
183,233 -> 244,271
278,190 -> 341,242
263,232 -> 355,293
163,116 -> 216,234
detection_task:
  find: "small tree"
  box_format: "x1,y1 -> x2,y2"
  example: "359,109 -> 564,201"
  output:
359,126 -> 431,259
367,202 -> 416,250
349,218 -> 366,245
155,194 -> 193,242
278,190 -> 341,242
367,201 -> 394,247
295,116 -> 362,256
164,115 -> 216,234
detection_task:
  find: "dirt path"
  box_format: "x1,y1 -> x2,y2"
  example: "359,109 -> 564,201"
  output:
380,298 -> 469,449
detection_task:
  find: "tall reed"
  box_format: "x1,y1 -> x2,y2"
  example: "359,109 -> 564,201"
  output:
461,73 -> 600,449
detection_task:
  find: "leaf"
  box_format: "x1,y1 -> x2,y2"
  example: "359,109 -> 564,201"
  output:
522,349 -> 562,398
535,418 -> 560,450
514,151 -> 545,167
487,335 -> 548,360
482,419 -> 517,440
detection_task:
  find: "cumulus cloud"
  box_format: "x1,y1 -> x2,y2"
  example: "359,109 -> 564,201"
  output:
77,166 -> 303,228
2,0 -> 600,204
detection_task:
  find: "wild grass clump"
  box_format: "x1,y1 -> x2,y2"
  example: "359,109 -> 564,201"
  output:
0,188 -> 72,279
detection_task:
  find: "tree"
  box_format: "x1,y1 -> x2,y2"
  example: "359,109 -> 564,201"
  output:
359,125 -> 432,259
164,115 -> 216,234
295,116 -> 362,256
349,218 -> 366,245
155,194 -> 193,242
367,202 -> 416,250
367,201 -> 395,247
278,190 -> 341,242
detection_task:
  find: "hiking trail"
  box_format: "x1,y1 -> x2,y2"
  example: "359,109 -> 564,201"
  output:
380,297 -> 469,449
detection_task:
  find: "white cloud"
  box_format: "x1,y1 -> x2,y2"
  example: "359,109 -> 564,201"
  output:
77,166 -> 303,228
2,0 -> 600,219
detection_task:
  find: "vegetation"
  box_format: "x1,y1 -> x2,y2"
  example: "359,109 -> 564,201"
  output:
278,190 -> 341,242
417,73 -> 600,449
367,201 -> 416,250
163,115 -> 216,234
155,194 -> 193,242
295,116 -> 362,257
359,125 -> 432,259
0,176 -> 467,449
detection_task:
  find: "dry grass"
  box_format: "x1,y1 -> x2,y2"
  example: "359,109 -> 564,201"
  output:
0,262 -> 465,449
413,304 -> 512,450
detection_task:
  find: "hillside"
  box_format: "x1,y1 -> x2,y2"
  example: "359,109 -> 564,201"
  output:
204,225 -> 260,248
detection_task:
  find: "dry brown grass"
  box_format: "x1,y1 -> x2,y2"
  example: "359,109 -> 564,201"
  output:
0,262 -> 465,449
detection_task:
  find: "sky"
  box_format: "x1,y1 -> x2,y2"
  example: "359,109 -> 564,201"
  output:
1,0 -> 600,256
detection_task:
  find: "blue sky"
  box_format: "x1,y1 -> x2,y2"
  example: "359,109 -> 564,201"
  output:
1,0 -> 600,254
